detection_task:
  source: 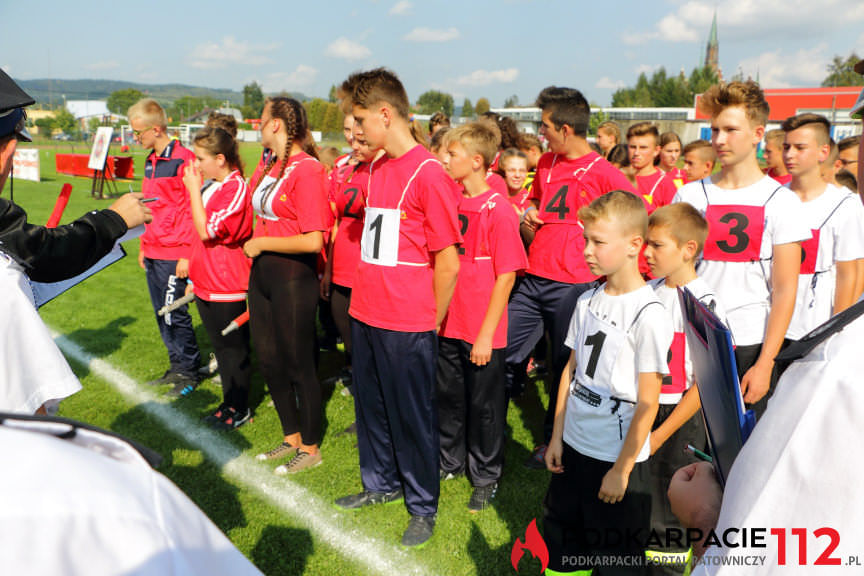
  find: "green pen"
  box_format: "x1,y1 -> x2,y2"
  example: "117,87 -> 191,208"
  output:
685,444 -> 713,463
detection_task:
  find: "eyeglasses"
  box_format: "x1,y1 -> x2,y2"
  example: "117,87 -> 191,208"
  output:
132,126 -> 153,138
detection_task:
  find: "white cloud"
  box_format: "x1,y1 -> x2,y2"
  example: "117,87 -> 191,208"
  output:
635,64 -> 659,76
187,36 -> 278,69
622,0 -> 864,46
455,68 -> 519,86
263,65 -> 318,93
403,27 -> 460,43
325,37 -> 371,61
737,43 -> 829,88
389,1 -> 411,15
595,77 -> 626,90
87,60 -> 120,71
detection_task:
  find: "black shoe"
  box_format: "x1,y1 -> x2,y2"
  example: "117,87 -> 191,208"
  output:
335,488 -> 403,510
203,403 -> 228,425
145,370 -> 176,386
401,515 -> 435,548
166,373 -> 200,397
468,482 -> 498,512
213,407 -> 251,430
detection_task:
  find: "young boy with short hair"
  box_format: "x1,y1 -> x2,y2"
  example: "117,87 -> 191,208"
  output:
334,68 -> 462,547
674,81 -> 810,418
681,139 -> 716,183
437,124 -> 528,511
519,132 -> 544,191
627,122 -> 678,209
643,203 -> 727,573
782,113 -> 864,342
596,120 -> 621,158
128,98 -> 202,393
763,128 -> 792,185
544,190 -> 671,574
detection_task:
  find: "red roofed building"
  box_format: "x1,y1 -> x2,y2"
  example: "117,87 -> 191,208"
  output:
695,86 -> 864,122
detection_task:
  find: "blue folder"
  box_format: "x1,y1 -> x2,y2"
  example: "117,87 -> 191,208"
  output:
677,286 -> 756,486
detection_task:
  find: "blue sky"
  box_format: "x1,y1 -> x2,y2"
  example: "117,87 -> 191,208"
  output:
2,0 -> 863,106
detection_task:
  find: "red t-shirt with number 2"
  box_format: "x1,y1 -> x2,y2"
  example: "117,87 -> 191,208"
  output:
349,146 -> 462,332
527,151 -> 636,284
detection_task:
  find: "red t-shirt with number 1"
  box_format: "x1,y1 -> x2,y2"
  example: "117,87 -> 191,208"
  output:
527,151 -> 636,284
349,145 -> 462,332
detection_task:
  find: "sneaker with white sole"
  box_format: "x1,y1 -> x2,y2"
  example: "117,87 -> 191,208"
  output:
255,442 -> 298,461
274,450 -> 322,475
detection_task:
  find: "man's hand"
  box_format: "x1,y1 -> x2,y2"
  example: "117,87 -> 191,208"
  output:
138,251 -> 146,269
668,462 -> 723,557
109,192 -> 152,229
175,258 -> 189,279
320,271 -> 332,301
741,360 -> 772,404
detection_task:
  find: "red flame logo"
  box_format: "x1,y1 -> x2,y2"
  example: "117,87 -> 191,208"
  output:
511,518 -> 549,573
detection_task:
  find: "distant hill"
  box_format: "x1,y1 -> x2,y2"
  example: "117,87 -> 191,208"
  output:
16,78 -> 307,107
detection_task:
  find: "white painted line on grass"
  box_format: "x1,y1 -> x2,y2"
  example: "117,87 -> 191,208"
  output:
53,333 -> 435,576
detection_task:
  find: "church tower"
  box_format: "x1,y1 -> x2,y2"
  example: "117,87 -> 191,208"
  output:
705,10 -> 720,77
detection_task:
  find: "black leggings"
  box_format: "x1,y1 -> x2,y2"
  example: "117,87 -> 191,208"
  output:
248,252 -> 322,445
196,297 -> 252,413
330,283 -> 352,364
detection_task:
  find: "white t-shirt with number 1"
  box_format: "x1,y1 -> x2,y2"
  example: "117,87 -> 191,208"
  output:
562,284 -> 672,463
673,176 -> 810,346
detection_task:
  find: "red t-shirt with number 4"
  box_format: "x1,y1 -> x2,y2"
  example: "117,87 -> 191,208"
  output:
673,176 -> 809,345
440,189 -> 528,348
251,152 -> 332,240
349,145 -> 462,332
527,151 -> 636,284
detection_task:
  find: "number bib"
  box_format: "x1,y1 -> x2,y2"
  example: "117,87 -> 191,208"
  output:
574,307 -> 627,393
703,204 -> 765,262
251,175 -> 280,221
661,331 -> 687,396
800,229 -> 820,275
361,206 -> 401,267
536,155 -> 603,225
457,194 -> 498,261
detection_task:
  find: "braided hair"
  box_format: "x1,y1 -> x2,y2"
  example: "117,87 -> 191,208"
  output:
250,97 -> 317,192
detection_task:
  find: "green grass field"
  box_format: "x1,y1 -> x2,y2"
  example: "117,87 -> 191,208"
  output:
11,141 -> 553,576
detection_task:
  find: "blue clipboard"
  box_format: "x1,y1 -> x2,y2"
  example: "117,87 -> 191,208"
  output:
678,286 -> 756,486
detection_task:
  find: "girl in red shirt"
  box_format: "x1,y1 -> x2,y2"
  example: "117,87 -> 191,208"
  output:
182,126 -> 253,429
245,97 -> 331,474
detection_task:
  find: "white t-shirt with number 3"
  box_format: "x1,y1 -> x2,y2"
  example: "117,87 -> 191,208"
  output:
673,176 -> 810,346
563,284 -> 672,463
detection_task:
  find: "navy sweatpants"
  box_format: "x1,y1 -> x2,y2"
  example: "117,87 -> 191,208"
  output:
352,320 -> 439,517
144,257 -> 200,376
505,274 -> 593,441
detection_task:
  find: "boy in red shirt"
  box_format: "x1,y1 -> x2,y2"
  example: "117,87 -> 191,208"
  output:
514,86 -> 635,467
627,122 -> 677,209
763,128 -> 792,185
334,68 -> 461,548
438,123 -> 527,511
682,139 -> 716,183
128,98 -> 201,392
